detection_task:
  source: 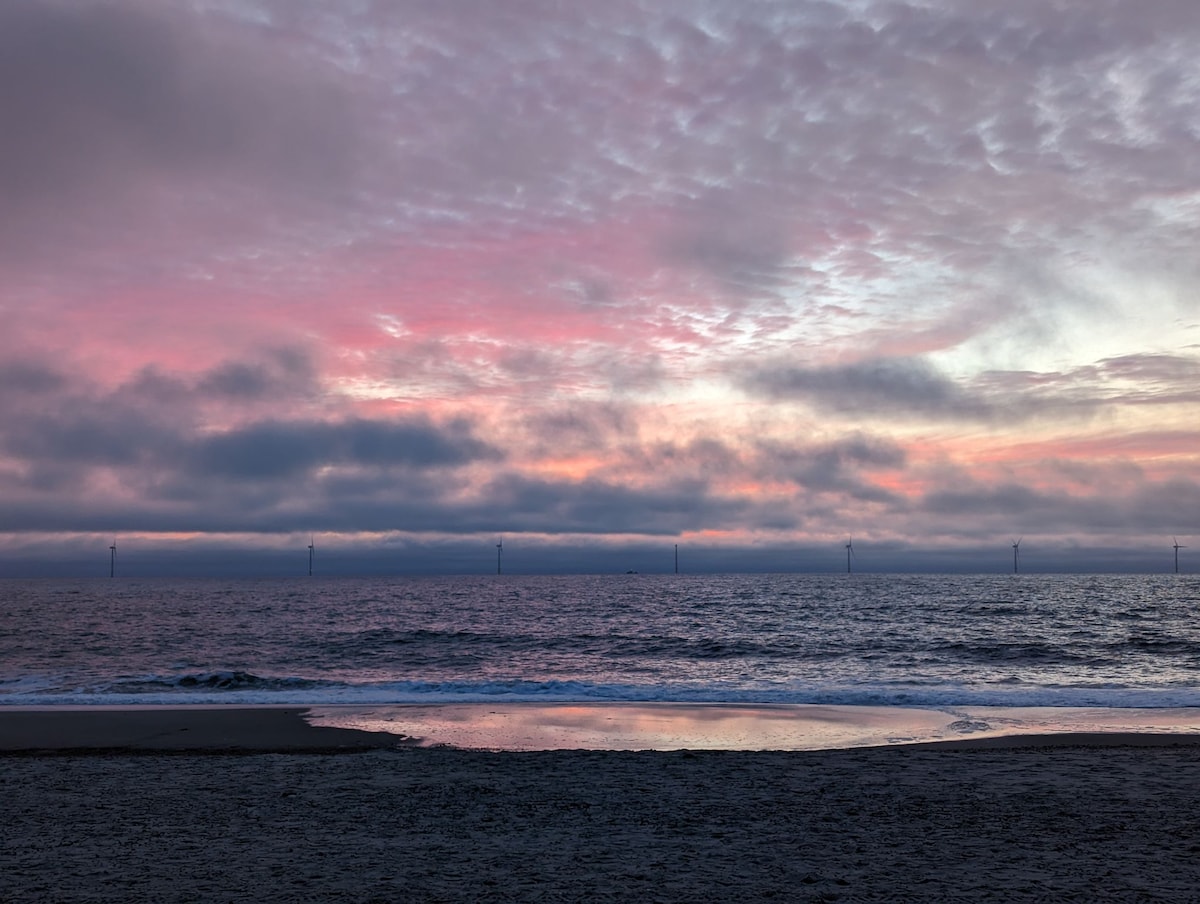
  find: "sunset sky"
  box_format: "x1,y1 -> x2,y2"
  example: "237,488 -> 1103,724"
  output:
3,0 -> 1199,575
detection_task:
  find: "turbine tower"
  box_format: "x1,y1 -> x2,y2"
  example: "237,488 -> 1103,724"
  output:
674,543 -> 679,574
845,537 -> 854,574
1012,538 -> 1021,574
109,539 -> 117,578
308,535 -> 315,576
1174,537 -> 1186,574
496,538 -> 503,575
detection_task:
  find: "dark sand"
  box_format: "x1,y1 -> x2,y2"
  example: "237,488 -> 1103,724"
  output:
0,707 -> 406,753
5,708 -> 1200,902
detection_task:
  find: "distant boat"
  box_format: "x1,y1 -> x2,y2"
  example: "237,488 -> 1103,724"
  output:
625,569 -> 639,574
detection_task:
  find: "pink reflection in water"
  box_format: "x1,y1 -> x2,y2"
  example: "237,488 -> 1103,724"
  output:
306,703 -> 1200,751
306,703 -> 956,750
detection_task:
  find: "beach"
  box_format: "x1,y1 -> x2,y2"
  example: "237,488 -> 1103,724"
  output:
5,708 -> 1200,902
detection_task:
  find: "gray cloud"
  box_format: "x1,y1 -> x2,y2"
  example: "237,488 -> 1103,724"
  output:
918,470 -> 1200,540
0,354 -> 498,526
0,361 -> 67,395
742,356 -> 993,419
742,350 -> 1200,422
196,349 -> 319,401
520,403 -> 634,457
478,473 -> 745,536
0,1 -> 361,269
753,435 -> 907,504
190,418 -> 498,481
1092,354 -> 1200,401
662,187 -> 798,295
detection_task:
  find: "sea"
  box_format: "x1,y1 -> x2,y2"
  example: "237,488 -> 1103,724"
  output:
3,572 -> 1199,712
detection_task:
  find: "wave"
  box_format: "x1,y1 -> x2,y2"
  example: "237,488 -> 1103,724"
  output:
5,673 -> 1200,709
131,670 -> 333,692
318,628 -> 786,661
925,640 -> 1101,665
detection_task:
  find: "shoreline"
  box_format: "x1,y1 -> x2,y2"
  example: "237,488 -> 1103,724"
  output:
4,702 -> 1200,753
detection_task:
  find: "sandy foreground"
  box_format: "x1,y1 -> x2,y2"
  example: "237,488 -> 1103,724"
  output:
5,708 -> 1200,902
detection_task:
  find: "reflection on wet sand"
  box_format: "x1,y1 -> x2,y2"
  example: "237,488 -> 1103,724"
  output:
305,702 -> 1200,751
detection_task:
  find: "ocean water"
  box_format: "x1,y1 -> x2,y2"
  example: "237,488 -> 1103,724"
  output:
2,573 -> 1200,710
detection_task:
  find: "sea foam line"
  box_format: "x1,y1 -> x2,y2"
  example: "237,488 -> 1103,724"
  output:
4,675 -> 1200,709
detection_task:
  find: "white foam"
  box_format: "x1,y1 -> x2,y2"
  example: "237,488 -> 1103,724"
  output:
5,678 -> 1200,709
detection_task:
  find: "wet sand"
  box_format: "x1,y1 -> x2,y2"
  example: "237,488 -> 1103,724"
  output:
5,708 -> 1200,901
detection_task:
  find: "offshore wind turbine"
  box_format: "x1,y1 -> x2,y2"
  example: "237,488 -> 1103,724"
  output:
1174,537 -> 1186,574
496,538 -> 503,575
1012,538 -> 1021,574
845,538 -> 855,574
308,535 -> 315,576
109,539 -> 117,578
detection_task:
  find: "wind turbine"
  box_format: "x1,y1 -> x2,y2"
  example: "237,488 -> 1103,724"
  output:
845,537 -> 855,574
308,535 -> 315,576
1012,538 -> 1022,574
109,539 -> 117,578
1174,537 -> 1186,574
674,543 -> 679,574
496,538 -> 503,575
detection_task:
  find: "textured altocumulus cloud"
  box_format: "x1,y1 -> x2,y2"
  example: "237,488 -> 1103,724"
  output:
3,0 -> 1200,573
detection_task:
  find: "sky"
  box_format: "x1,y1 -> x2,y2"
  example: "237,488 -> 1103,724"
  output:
3,0 -> 1199,576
